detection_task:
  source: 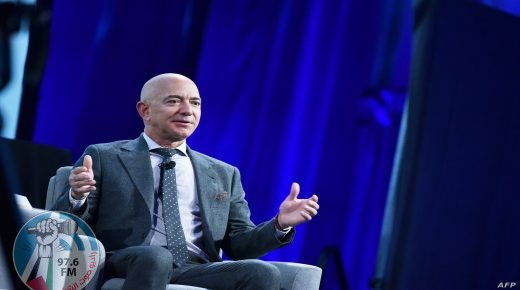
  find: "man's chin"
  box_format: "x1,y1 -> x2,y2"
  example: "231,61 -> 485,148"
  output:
169,130 -> 193,141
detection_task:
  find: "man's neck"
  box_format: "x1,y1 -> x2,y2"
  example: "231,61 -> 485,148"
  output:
143,132 -> 185,148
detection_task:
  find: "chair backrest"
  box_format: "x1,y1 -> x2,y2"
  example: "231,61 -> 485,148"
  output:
45,166 -> 73,210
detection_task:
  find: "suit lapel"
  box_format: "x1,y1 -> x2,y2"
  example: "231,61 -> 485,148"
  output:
188,148 -> 225,259
188,148 -> 217,217
119,136 -> 155,213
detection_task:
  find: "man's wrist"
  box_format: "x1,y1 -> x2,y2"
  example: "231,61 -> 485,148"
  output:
70,189 -> 86,200
69,189 -> 87,209
274,214 -> 291,231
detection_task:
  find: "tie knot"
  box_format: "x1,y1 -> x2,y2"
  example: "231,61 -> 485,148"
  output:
150,148 -> 182,158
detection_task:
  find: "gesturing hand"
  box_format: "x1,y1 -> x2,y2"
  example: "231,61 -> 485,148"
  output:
277,183 -> 319,229
69,155 -> 96,200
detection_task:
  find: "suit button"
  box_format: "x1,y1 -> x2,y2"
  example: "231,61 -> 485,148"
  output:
142,233 -> 147,238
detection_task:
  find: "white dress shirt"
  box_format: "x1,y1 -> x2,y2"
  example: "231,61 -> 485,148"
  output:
143,133 -> 206,257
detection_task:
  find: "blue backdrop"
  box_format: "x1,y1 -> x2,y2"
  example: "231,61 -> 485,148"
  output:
31,1 -> 411,289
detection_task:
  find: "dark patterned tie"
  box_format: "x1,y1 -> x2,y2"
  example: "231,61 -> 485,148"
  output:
150,148 -> 189,265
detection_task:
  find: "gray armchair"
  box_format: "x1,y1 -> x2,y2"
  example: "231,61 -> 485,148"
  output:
46,166 -> 322,290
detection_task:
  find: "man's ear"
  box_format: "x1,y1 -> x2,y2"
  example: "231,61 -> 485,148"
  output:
136,101 -> 150,121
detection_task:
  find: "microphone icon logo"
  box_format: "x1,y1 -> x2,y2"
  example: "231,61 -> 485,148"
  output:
12,211 -> 100,290
26,219 -> 78,236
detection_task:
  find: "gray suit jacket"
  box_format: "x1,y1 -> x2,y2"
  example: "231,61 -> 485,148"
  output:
53,135 -> 294,261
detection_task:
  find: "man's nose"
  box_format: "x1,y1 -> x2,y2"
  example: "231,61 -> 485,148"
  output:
179,100 -> 193,115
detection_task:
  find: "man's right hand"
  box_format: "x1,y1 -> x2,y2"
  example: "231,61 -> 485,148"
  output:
69,155 -> 96,200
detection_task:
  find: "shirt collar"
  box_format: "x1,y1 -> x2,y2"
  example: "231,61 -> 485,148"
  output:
143,132 -> 188,156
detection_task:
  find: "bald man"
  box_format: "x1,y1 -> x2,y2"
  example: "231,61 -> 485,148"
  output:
52,73 -> 319,290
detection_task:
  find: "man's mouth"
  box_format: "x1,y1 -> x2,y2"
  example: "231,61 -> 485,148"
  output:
173,119 -> 192,125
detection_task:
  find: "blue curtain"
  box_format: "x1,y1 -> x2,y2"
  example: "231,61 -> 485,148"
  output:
478,0 -> 520,16
33,1 -> 411,289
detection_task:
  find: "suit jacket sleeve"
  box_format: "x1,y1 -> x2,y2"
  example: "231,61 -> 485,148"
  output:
220,166 -> 295,260
51,145 -> 102,228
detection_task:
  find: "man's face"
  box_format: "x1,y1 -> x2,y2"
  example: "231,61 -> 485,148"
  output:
139,76 -> 201,145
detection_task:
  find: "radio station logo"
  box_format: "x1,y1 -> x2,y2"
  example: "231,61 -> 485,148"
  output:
12,211 -> 100,290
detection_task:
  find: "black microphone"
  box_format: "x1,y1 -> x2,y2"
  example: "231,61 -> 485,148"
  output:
160,160 -> 176,170
27,219 -> 78,236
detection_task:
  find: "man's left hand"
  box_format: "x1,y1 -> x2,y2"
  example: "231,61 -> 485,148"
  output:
277,182 -> 319,229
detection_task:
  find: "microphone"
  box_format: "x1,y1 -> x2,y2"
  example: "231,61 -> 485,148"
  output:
160,160 -> 176,170
27,219 -> 78,235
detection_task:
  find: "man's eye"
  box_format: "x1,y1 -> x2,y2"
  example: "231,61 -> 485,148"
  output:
166,99 -> 180,105
191,100 -> 201,106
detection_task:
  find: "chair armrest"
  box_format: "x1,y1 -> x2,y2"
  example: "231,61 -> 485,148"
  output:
46,166 -> 73,210
269,261 -> 322,290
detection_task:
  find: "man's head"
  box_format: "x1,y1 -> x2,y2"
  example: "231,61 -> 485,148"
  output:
137,73 -> 201,147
